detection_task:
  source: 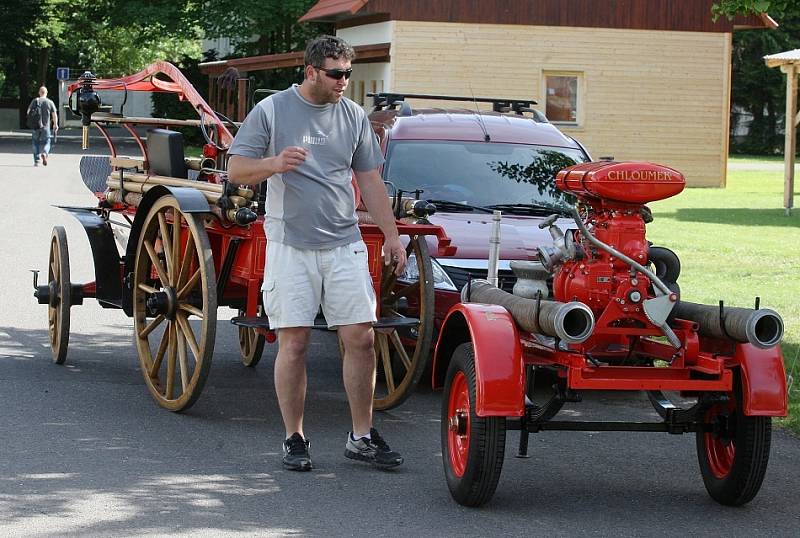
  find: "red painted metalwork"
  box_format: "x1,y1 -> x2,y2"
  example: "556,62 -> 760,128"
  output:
447,371 -> 470,477
433,303 -> 524,417
435,160 -> 786,424
556,161 -> 685,204
703,401 -> 736,478
68,61 -> 234,148
735,343 -> 788,416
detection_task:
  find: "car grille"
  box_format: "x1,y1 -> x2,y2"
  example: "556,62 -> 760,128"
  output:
442,266 -> 517,293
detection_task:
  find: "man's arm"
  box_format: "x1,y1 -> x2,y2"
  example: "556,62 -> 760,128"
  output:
228,147 -> 308,186
354,168 -> 406,275
51,108 -> 58,131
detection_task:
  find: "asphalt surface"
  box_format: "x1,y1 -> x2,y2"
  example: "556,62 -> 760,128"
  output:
1,132 -> 799,537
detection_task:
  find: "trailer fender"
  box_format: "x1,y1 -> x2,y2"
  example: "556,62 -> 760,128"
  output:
432,303 -> 524,417
122,186 -> 210,315
58,206 -> 122,307
735,343 -> 787,416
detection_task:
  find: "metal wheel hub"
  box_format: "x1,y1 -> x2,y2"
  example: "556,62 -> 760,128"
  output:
47,280 -> 59,307
449,409 -> 468,435
146,287 -> 178,319
710,412 -> 734,444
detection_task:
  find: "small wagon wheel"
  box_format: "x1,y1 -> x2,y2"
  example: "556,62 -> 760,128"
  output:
47,226 -> 71,364
238,308 -> 265,367
133,196 -> 217,412
372,234 -> 435,410
442,343 -> 506,507
695,371 -> 771,506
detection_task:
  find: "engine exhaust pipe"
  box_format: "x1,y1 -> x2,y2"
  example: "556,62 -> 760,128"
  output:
673,301 -> 784,349
463,279 -> 595,344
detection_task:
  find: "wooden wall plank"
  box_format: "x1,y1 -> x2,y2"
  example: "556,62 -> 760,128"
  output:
389,22 -> 731,186
344,0 -> 742,33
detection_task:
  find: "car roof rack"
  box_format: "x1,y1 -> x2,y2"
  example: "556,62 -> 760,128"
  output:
368,92 -> 544,119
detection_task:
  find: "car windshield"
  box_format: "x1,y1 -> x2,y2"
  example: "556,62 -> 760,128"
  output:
384,141 -> 586,212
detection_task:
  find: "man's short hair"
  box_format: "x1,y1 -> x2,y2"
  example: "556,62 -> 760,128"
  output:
38,86 -> 48,97
304,35 -> 355,68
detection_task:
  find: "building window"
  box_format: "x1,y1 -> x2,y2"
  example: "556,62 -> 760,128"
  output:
544,72 -> 582,125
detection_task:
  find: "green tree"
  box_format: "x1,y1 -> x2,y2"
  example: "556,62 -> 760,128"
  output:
713,1 -> 792,19
729,8 -> 800,154
0,0 -> 202,127
201,0 -> 331,90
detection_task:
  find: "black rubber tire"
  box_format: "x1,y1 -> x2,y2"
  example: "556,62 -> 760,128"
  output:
696,373 -> 772,506
441,342 -> 506,507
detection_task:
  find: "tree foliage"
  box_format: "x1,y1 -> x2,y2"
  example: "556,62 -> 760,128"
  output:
713,1 -> 792,19
200,0 -> 331,91
729,7 -> 800,154
0,0 -> 202,125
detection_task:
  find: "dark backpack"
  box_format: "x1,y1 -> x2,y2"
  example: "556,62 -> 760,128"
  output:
27,99 -> 42,129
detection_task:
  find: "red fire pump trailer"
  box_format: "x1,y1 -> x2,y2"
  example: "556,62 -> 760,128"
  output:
432,161 -> 787,507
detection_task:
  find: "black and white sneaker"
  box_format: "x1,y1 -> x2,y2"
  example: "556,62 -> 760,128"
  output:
282,432 -> 312,471
344,428 -> 403,467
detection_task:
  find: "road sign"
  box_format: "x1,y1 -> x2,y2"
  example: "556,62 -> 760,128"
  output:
56,67 -> 69,81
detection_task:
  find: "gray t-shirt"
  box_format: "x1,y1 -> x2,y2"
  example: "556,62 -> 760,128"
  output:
31,97 -> 56,130
229,85 -> 384,249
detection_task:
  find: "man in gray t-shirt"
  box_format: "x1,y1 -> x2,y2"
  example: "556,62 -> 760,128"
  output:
228,35 -> 406,471
29,86 -> 58,167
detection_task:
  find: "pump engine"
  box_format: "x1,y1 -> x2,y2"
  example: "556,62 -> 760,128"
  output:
538,162 -> 686,347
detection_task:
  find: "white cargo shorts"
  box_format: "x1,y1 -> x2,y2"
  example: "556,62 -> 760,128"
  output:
261,239 -> 378,329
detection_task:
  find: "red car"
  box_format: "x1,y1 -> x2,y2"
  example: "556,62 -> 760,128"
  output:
368,93 -> 591,333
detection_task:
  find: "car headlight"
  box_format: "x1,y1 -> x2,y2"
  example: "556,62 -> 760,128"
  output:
399,254 -> 458,291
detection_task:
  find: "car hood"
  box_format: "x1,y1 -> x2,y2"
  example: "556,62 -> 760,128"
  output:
425,211 -> 574,261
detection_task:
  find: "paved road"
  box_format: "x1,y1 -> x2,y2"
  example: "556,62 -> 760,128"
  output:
1,134 -> 799,537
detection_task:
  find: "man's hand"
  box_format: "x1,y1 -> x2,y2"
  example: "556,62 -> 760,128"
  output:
383,236 -> 407,276
273,146 -> 308,173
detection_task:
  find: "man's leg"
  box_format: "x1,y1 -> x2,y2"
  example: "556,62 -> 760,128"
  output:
339,323 -> 403,467
32,131 -> 40,165
41,128 -> 51,165
338,323 -> 376,436
274,326 -> 312,438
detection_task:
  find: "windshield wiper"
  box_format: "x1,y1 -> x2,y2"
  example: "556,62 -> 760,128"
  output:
484,203 -> 571,216
426,199 -> 493,214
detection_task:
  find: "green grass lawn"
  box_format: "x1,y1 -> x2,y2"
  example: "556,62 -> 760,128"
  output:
728,154 -> 789,164
646,164 -> 800,433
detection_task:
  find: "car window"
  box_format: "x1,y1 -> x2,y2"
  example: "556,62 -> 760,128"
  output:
383,141 -> 583,211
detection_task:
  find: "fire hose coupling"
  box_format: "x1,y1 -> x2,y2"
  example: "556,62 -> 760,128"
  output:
463,279 -> 595,344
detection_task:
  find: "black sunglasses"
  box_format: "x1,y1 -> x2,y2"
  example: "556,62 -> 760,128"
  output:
315,66 -> 353,80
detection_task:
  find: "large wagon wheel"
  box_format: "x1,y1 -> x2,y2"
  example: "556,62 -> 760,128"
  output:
372,234 -> 435,410
238,308 -> 265,367
47,226 -> 71,364
696,372 -> 771,506
442,343 -> 506,507
133,196 -> 217,412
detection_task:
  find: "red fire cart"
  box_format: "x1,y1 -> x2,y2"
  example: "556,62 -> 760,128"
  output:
34,62 -> 454,412
432,161 -> 787,507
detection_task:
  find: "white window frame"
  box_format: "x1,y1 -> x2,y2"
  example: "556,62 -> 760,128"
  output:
542,71 -> 584,127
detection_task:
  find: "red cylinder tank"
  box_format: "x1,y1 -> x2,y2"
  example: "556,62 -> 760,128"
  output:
557,161 -> 685,204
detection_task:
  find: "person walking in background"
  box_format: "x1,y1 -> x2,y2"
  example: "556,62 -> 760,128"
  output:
27,86 -> 58,167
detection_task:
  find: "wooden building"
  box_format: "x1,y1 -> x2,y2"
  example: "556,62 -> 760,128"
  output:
203,1 -> 774,187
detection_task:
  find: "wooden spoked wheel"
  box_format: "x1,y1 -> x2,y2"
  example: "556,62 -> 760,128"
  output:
47,226 -> 71,365
372,235 -> 435,410
238,308 -> 265,367
133,196 -> 217,412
